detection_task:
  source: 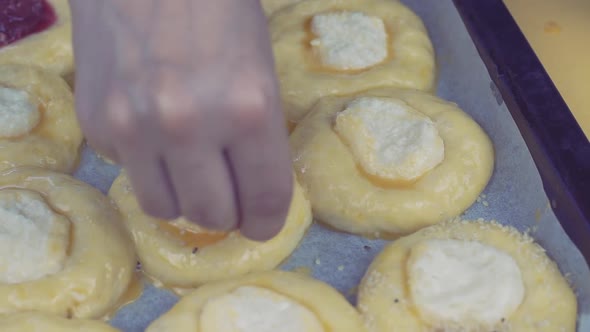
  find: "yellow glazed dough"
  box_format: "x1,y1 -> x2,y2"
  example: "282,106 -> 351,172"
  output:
0,167 -> 137,319
0,312 -> 120,332
261,0 -> 303,16
146,271 -> 367,332
0,65 -> 82,173
270,0 -> 435,122
357,219 -> 577,332
0,0 -> 73,79
109,170 -> 313,289
290,88 -> 494,237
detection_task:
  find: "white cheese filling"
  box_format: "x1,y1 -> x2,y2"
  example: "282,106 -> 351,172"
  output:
0,190 -> 70,284
335,97 -> 444,182
311,12 -> 388,70
0,87 -> 40,138
408,239 -> 525,329
200,286 -> 325,332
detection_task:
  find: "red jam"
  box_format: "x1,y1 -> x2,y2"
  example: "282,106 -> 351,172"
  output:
0,0 -> 56,48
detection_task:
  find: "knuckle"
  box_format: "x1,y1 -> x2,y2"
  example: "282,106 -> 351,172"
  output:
154,96 -> 200,143
158,108 -> 200,144
106,101 -> 138,141
226,77 -> 276,132
108,116 -> 136,141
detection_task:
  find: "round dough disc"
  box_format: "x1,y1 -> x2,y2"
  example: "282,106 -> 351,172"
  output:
357,219 -> 577,332
290,88 -> 494,237
146,271 -> 367,332
270,0 -> 435,122
0,65 -> 82,173
0,0 -> 73,80
0,312 -> 120,332
108,170 -> 313,289
0,167 -> 137,319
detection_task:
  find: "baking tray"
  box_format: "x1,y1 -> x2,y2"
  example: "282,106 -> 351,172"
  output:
71,0 -> 590,331
453,0 -> 590,273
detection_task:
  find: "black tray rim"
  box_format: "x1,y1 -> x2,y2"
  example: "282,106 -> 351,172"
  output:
452,0 -> 590,264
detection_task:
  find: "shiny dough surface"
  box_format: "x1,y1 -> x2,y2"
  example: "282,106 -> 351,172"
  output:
0,167 -> 136,319
357,219 -> 577,332
0,0 -> 73,79
146,271 -> 367,332
290,88 -> 494,237
270,0 -> 435,122
109,170 -> 312,289
0,65 -> 82,173
0,312 -> 120,332
261,0 -> 303,16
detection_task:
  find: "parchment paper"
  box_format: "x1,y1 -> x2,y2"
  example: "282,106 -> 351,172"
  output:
72,1 -> 590,330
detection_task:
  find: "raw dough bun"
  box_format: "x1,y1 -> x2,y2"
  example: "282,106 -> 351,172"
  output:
0,167 -> 137,319
290,88 -> 494,237
0,0 -> 73,79
0,65 -> 82,173
357,219 -> 577,332
270,0 -> 435,122
261,0 -> 303,16
109,170 -> 312,290
0,312 -> 120,332
146,271 -> 367,332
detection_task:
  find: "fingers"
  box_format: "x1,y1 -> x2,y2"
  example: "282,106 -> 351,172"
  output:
119,153 -> 179,220
165,144 -> 238,232
107,91 -> 179,220
149,68 -> 238,231
71,0 -> 293,242
77,86 -> 120,163
226,85 -> 293,241
72,20 -> 119,162
75,90 -> 121,163
151,70 -> 293,240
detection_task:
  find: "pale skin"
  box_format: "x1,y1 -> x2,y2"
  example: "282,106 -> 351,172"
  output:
69,0 -> 293,241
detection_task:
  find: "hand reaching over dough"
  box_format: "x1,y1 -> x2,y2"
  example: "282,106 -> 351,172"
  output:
69,0 -> 292,241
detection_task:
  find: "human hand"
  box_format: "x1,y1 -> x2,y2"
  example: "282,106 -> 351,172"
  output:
69,0 -> 293,240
